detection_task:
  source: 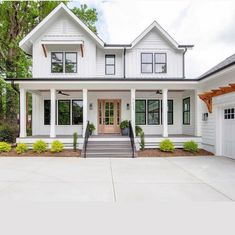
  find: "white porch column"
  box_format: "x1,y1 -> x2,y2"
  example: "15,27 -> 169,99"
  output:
20,88 -> 27,137
83,89 -> 88,137
131,88 -> 136,136
195,90 -> 202,137
50,88 -> 56,138
162,88 -> 168,137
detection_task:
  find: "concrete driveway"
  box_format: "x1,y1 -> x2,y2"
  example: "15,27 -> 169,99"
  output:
0,156 -> 234,202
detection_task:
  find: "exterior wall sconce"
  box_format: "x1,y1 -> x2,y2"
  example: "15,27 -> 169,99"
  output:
126,103 -> 130,110
89,103 -> 93,110
202,113 -> 208,121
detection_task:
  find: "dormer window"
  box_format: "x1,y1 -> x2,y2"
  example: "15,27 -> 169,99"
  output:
51,52 -> 63,73
51,52 -> 77,73
141,53 -> 153,73
155,53 -> 167,73
141,52 -> 167,74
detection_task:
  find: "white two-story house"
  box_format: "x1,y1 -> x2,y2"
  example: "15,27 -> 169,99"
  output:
7,3 -> 235,158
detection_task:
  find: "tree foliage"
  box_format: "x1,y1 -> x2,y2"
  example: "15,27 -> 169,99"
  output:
0,1 -> 98,127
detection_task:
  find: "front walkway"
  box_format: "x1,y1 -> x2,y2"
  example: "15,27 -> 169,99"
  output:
0,156 -> 234,202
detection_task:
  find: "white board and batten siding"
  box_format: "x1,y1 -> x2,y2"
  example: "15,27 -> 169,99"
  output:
32,11 -> 97,78
126,29 -> 183,78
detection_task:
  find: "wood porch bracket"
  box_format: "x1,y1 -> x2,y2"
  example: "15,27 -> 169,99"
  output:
199,84 -> 235,113
42,44 -> 47,58
80,44 -> 84,57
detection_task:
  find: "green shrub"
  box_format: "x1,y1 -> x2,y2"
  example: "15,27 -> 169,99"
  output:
33,140 -> 47,153
0,142 -> 11,153
140,132 -> 145,151
159,139 -> 175,152
73,132 -> 78,151
0,125 -> 17,143
51,140 -> 64,153
120,120 -> 129,129
15,143 -> 28,154
183,141 -> 198,153
88,123 -> 95,134
135,125 -> 143,136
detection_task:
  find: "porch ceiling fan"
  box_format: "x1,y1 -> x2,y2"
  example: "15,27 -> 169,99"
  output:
57,90 -> 70,96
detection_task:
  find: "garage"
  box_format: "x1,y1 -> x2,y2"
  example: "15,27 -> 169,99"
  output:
222,107 -> 235,159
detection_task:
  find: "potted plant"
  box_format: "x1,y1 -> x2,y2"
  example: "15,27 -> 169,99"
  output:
120,120 -> 129,136
88,123 -> 95,135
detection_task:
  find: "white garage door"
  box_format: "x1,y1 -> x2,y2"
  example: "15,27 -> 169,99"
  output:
222,107 -> 235,159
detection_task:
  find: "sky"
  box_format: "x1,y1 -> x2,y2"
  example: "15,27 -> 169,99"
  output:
69,0 -> 235,78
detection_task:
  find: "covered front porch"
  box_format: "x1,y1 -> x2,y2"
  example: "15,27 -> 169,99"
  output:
17,79 -> 202,149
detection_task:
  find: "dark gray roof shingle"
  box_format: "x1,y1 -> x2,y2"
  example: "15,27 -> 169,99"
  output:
199,54 -> 235,79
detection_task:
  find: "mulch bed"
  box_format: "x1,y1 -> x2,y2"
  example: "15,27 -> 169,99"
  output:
0,149 -> 81,157
137,148 -> 214,157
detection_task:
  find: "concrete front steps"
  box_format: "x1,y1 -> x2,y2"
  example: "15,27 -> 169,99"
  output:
83,137 -> 134,158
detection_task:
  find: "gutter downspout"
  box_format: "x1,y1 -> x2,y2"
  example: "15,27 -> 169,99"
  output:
123,48 -> 126,78
182,48 -> 187,79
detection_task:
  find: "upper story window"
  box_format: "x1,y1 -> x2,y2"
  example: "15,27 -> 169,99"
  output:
65,53 -> 77,73
141,53 -> 153,73
141,52 -> 167,74
105,55 -> 115,75
155,53 -> 167,73
51,52 -> 77,73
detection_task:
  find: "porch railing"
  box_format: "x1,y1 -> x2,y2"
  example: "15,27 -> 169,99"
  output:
129,121 -> 135,158
83,121 -> 90,158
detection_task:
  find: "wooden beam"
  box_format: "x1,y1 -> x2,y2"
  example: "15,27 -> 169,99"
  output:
80,44 -> 84,57
199,83 -> 235,113
42,44 -> 47,58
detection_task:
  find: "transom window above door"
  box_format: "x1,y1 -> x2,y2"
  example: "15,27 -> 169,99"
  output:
51,52 -> 77,73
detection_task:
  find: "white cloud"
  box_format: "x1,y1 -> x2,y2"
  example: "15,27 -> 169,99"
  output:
69,0 -> 235,77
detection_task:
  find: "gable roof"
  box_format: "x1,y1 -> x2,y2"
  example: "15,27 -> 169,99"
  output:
130,21 -> 193,50
199,54 -> 235,80
20,3 -> 104,54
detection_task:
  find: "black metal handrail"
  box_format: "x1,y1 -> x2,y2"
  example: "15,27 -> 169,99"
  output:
129,121 -> 135,158
83,121 -> 90,158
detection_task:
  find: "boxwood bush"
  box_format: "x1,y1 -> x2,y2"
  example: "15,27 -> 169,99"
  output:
15,143 -> 28,154
51,140 -> 64,153
183,141 -> 198,153
33,140 -> 47,153
159,139 -> 175,152
0,142 -> 11,153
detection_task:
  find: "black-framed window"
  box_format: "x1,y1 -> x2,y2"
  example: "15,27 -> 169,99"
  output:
141,53 -> 153,73
155,53 -> 167,73
58,100 -> 70,125
135,100 -> 146,125
72,100 -> 83,125
160,100 -> 174,125
65,52 -> 77,73
224,108 -> 235,120
51,52 -> 63,73
105,55 -> 115,75
148,100 -> 160,125
183,97 -> 190,125
44,100 -> 51,125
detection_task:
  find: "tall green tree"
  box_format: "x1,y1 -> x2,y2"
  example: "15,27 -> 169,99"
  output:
0,1 -> 98,127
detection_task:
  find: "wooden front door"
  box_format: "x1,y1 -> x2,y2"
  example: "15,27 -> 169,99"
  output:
98,99 -> 121,134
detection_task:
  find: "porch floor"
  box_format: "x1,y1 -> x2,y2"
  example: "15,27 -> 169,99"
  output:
19,134 -> 200,139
